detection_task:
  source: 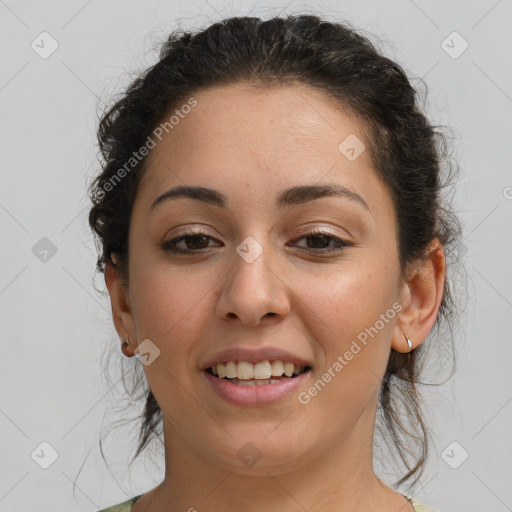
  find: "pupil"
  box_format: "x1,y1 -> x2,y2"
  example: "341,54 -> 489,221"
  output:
308,234 -> 329,248
188,234 -> 208,249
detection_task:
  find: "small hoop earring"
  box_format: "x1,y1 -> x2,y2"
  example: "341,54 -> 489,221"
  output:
122,339 -> 130,347
404,332 -> 413,350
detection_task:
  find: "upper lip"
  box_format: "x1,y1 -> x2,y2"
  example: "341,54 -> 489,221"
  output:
201,346 -> 313,370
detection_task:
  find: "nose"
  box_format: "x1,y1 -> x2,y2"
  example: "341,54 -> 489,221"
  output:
215,243 -> 291,327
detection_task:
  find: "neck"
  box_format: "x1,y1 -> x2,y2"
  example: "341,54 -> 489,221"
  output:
137,400 -> 412,512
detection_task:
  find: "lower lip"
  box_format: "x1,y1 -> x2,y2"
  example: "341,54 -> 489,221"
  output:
203,369 -> 312,407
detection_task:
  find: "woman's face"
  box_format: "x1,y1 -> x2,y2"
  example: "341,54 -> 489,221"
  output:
119,82 -> 411,473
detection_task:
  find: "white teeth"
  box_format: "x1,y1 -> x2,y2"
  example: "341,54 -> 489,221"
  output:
253,360 -> 271,379
271,360 -> 284,376
223,378 -> 289,386
283,362 -> 294,377
210,360 -> 308,380
225,361 -> 237,378
236,361 -> 254,380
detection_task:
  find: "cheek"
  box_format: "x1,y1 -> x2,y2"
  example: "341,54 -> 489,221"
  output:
294,269 -> 395,427
129,264 -> 216,409
130,262 -> 215,359
291,260 -> 398,401
293,262 -> 396,343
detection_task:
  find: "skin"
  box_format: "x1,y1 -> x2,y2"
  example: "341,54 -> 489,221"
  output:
105,82 -> 446,512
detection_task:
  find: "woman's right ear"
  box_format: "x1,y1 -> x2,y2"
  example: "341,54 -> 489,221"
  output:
104,259 -> 137,356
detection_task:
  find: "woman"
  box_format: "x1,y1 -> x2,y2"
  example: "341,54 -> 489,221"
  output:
89,13 -> 460,512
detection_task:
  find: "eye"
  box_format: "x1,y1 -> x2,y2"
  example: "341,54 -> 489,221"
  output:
161,230 -> 221,255
161,229 -> 351,256
289,230 -> 351,254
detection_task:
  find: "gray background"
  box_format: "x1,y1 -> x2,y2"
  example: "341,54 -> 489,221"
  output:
1,0 -> 511,510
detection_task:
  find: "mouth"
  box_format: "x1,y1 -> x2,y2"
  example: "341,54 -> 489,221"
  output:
205,360 -> 312,386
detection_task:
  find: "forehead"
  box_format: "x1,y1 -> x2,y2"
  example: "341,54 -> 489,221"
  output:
135,82 -> 389,217
145,82 -> 368,161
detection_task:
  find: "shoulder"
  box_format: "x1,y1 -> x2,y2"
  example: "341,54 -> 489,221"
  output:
409,497 -> 439,512
97,494 -> 143,512
98,494 -> 440,512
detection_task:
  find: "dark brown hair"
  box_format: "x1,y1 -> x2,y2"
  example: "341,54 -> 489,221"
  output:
87,14 -> 463,491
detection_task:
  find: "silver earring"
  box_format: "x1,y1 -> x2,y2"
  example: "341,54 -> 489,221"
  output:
404,332 -> 413,350
123,339 -> 130,347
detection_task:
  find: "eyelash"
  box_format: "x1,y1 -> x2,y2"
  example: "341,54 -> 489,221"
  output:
161,229 -> 351,256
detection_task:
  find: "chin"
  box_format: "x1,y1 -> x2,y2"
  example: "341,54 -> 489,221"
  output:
204,429 -> 313,475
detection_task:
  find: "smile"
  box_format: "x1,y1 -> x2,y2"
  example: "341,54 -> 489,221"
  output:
203,362 -> 312,406
208,360 -> 310,385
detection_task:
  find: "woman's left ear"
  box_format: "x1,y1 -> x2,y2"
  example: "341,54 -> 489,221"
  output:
392,239 -> 446,353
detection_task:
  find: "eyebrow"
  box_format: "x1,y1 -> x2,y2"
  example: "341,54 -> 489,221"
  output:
149,182 -> 370,212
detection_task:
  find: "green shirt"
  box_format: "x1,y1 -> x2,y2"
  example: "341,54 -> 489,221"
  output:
97,493 -> 438,511
98,494 -> 142,512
